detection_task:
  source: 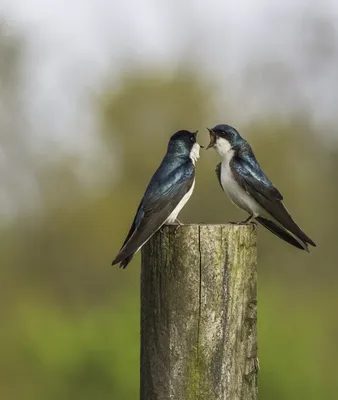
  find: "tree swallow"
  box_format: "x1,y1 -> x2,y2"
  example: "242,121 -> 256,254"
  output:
112,130 -> 202,268
206,124 -> 316,251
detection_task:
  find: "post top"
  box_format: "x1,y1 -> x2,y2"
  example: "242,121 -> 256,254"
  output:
164,223 -> 257,229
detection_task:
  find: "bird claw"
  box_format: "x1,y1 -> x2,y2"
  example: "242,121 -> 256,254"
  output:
229,215 -> 257,226
229,221 -> 248,225
174,219 -> 183,234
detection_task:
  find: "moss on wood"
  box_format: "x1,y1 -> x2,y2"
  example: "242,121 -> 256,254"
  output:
141,224 -> 258,400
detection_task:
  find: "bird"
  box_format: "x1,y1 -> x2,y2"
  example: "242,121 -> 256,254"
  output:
112,129 -> 202,268
206,124 -> 316,252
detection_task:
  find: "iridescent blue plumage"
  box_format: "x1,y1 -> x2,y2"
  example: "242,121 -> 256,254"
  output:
207,124 -> 316,251
231,142 -> 283,201
112,130 -> 199,268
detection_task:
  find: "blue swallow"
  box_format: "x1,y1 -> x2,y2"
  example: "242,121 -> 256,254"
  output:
206,124 -> 316,251
112,130 -> 202,268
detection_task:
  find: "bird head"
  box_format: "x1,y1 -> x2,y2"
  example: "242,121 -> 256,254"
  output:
206,124 -> 243,157
168,130 -> 203,164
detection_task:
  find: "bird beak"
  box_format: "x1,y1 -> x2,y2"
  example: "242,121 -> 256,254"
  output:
206,128 -> 216,150
194,130 -> 204,148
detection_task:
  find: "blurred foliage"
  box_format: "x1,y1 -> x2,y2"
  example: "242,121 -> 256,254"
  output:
0,21 -> 41,218
1,32 -> 338,399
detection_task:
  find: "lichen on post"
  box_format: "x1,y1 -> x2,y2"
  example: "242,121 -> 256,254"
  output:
140,224 -> 258,400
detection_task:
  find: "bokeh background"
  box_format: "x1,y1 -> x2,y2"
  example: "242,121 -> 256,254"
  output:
1,1 -> 338,399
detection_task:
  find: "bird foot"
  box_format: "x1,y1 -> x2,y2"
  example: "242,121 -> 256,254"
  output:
229,221 -> 250,225
174,219 -> 183,234
229,215 -> 257,225
164,219 -> 183,234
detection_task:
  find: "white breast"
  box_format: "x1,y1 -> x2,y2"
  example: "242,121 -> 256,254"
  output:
189,143 -> 200,165
166,180 -> 195,223
220,153 -> 263,216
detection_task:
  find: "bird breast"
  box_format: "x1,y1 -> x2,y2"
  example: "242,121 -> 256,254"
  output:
221,156 -> 262,216
189,143 -> 200,165
166,180 -> 195,223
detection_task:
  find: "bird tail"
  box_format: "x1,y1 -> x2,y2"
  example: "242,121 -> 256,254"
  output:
256,217 -> 310,252
112,252 -> 134,269
112,229 -> 147,269
273,203 -> 316,248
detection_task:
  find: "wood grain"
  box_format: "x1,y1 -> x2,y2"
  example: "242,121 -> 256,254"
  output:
140,224 -> 258,400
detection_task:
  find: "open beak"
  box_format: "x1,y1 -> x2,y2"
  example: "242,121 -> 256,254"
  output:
206,128 -> 216,150
194,130 -> 204,148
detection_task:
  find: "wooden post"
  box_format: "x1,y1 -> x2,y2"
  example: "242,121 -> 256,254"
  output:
140,224 -> 258,400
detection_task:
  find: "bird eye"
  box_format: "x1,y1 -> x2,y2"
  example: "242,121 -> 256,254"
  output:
190,136 -> 195,142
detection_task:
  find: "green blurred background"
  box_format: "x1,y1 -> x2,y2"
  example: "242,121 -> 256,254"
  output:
1,3 -> 338,399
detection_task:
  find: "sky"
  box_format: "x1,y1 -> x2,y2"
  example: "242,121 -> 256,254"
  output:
1,0 -> 338,217
2,0 -> 338,148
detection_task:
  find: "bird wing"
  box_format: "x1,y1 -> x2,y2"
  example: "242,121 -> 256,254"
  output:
215,163 -> 223,191
231,155 -> 315,247
112,161 -> 195,267
231,151 -> 283,201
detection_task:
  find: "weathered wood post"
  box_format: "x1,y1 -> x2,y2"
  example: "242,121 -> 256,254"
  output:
141,224 -> 258,400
